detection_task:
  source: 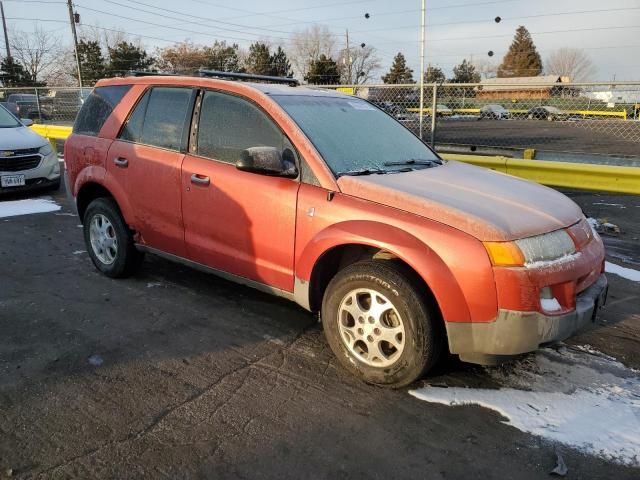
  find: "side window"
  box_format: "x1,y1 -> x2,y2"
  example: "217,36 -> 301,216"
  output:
196,91 -> 285,164
73,85 -> 131,136
119,87 -> 193,151
119,90 -> 150,143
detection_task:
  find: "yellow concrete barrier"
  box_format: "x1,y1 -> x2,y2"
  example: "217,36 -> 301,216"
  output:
29,124 -> 639,195
442,154 -> 640,195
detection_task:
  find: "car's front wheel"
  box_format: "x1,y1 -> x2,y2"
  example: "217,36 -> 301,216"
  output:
321,260 -> 442,388
83,197 -> 143,278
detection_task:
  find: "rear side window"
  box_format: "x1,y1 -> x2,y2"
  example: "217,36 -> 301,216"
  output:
196,90 -> 285,163
119,87 -> 193,151
73,85 -> 131,136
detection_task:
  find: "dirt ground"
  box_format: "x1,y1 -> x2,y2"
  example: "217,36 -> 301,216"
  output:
0,183 -> 638,479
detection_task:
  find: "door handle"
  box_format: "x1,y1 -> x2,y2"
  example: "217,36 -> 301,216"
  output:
190,173 -> 210,186
114,157 -> 128,168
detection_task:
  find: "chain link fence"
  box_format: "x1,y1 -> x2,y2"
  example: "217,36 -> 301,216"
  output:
317,82 -> 640,162
0,86 -> 92,125
2,82 -> 639,161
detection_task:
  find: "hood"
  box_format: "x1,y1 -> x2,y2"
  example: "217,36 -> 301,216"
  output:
337,160 -> 583,242
0,126 -> 48,151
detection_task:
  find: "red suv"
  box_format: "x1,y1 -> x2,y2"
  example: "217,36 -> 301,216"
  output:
65,72 -> 607,387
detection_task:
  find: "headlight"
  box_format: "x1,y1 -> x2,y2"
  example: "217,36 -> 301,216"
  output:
484,229 -> 576,267
39,143 -> 54,156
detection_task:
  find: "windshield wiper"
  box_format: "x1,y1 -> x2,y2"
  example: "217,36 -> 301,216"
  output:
383,158 -> 441,167
339,168 -> 388,177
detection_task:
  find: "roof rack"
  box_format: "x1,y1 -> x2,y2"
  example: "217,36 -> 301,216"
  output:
195,69 -> 299,86
126,70 -> 178,77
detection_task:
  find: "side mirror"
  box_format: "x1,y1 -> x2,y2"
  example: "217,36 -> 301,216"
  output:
21,118 -> 34,127
236,146 -> 298,178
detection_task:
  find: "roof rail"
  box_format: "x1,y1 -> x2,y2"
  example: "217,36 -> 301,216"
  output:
126,70 -> 177,77
195,69 -> 299,86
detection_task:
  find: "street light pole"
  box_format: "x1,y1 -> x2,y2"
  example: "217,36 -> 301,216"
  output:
1,1 -> 11,59
418,0 -> 426,140
66,0 -> 83,88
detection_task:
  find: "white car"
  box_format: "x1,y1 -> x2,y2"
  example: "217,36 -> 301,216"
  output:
0,104 -> 60,193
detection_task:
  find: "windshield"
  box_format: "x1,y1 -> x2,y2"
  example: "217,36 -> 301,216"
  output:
0,105 -> 21,128
273,95 -> 440,176
545,106 -> 562,113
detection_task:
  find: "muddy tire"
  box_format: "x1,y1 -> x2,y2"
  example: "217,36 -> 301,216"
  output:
321,260 -> 443,388
83,197 -> 143,278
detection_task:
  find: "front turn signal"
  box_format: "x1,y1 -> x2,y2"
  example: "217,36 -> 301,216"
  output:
483,241 -> 525,266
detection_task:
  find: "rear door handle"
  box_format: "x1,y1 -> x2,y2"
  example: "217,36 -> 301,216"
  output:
114,157 -> 128,168
190,173 -> 210,186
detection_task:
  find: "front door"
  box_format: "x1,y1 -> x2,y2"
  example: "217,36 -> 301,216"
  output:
181,90 -> 299,291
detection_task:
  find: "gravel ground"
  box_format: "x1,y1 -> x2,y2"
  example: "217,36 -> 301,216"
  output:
0,182 -> 638,479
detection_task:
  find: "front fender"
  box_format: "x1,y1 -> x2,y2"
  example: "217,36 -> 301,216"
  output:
296,220 -> 471,322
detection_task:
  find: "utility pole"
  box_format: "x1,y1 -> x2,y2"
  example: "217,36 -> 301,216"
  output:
418,0 -> 426,140
1,1 -> 10,59
345,28 -> 352,84
66,0 -> 83,87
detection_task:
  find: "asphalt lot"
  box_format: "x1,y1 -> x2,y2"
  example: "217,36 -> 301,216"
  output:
1,181 -> 639,479
428,118 -> 640,157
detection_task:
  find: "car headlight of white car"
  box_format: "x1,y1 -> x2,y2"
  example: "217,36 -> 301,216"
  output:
515,229 -> 576,267
39,143 -> 57,163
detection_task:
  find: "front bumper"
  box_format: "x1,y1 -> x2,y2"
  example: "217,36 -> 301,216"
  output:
446,274 -> 608,365
0,152 -> 60,194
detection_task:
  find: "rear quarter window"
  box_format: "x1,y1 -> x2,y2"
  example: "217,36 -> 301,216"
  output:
73,85 -> 131,136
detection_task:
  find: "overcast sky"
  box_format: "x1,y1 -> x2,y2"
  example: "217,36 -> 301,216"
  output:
4,0 -> 640,81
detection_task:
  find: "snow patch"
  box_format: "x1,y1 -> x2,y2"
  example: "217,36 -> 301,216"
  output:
524,251 -> 581,269
410,346 -> 640,466
606,261 -> 640,282
0,198 -> 61,218
540,297 -> 562,312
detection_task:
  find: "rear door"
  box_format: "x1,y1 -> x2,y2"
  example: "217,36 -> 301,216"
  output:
181,90 -> 300,291
107,86 -> 195,257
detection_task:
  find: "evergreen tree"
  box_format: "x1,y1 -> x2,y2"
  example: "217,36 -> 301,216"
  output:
245,42 -> 271,75
497,26 -> 542,77
107,42 -> 153,76
304,54 -> 340,84
76,40 -> 105,84
382,52 -> 414,84
205,41 -> 244,72
424,65 -> 446,83
0,57 -> 36,86
451,59 -> 481,83
269,46 -> 293,77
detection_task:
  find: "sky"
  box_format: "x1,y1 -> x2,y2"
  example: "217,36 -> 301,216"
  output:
3,0 -> 640,81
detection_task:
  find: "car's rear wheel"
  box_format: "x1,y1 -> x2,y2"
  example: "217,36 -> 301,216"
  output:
83,197 -> 143,278
321,260 -> 442,388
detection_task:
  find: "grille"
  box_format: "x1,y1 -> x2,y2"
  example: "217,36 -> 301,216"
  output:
0,154 -> 42,172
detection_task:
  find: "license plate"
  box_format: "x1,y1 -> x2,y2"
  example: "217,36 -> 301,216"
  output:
1,174 -> 26,188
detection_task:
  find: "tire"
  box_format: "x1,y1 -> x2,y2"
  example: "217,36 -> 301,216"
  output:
83,197 -> 143,278
547,115 -> 553,122
321,260 -> 443,388
528,114 -> 534,120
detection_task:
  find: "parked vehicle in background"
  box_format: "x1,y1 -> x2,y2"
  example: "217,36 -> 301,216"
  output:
49,88 -> 92,123
65,73 -> 608,387
527,106 -> 568,121
372,101 -> 413,122
479,104 -> 510,120
0,104 -> 60,193
5,94 -> 51,121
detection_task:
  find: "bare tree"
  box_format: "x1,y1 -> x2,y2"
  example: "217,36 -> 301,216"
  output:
288,25 -> 336,79
339,44 -> 381,84
155,41 -> 209,74
10,25 -> 64,83
544,48 -> 595,82
472,58 -> 498,79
